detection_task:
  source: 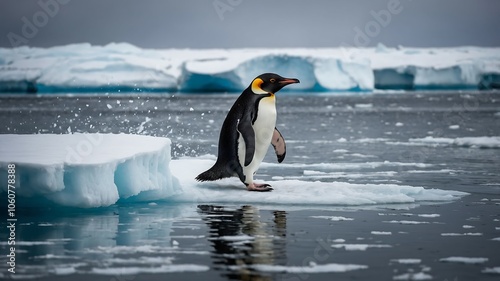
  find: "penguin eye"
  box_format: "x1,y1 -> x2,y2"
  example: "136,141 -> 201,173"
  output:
270,78 -> 276,83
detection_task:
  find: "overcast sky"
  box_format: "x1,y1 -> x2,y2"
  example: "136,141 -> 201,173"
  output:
1,0 -> 499,49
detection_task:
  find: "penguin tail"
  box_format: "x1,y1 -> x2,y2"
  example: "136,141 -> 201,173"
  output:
195,163 -> 230,182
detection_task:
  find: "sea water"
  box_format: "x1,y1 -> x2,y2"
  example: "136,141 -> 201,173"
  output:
0,91 -> 499,280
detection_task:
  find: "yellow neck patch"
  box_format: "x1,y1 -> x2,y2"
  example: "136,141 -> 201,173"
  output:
251,78 -> 268,95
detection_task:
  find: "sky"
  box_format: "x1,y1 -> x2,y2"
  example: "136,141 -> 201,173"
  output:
1,0 -> 500,49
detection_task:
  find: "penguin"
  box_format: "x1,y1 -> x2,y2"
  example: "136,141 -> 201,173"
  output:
196,73 -> 300,191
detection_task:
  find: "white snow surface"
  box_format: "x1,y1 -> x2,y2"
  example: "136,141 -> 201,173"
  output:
0,134 -> 468,208
1,43 -> 499,92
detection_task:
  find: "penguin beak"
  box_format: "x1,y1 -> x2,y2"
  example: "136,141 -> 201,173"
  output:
279,78 -> 300,85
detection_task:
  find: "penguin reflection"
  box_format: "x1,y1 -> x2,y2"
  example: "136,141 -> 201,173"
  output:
198,205 -> 287,280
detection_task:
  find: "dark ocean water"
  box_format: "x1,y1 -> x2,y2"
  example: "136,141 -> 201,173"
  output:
0,91 -> 500,280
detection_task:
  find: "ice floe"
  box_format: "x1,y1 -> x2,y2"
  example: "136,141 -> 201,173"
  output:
331,243 -> 392,251
440,233 -> 483,236
390,259 -> 422,264
371,231 -> 392,235
383,220 -> 430,225
310,216 -> 354,221
0,133 -> 180,207
393,272 -> 433,280
439,257 -> 488,264
232,262 -> 368,273
0,134 -> 469,208
90,264 -> 209,275
409,136 -> 500,149
482,267 -> 500,274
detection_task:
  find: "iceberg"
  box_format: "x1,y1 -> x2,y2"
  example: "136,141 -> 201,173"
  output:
1,43 -> 499,93
0,134 -> 468,208
0,134 -> 181,207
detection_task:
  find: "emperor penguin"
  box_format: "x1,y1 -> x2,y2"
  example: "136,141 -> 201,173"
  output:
196,73 -> 300,191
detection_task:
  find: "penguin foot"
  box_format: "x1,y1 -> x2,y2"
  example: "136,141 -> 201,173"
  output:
246,183 -> 273,192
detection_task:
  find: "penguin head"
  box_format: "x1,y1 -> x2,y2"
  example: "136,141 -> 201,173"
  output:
250,73 -> 300,95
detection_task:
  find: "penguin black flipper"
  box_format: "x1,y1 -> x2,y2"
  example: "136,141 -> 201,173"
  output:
272,128 -> 286,163
237,111 -> 256,167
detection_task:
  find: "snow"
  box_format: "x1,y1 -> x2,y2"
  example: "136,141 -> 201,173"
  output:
439,257 -> 488,264
1,43 -> 499,93
0,134 -> 469,208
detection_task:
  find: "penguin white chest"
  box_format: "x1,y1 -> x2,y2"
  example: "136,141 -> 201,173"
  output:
237,96 -> 276,181
253,97 -> 277,147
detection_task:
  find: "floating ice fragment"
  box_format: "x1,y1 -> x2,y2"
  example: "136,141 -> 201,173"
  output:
440,257 -> 488,264
311,216 -> 354,221
90,264 -> 209,275
371,231 -> 392,235
331,244 -> 391,251
241,262 -> 368,273
417,214 -> 440,218
384,220 -> 430,225
390,259 -> 421,264
393,272 -> 433,280
441,233 -> 483,236
483,267 -> 500,274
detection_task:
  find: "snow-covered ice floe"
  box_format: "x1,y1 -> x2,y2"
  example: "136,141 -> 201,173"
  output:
0,134 -> 468,208
0,133 -> 180,208
1,43 -> 499,93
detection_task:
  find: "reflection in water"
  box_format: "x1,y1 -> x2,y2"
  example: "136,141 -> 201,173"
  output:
0,204 -> 208,279
198,205 -> 287,280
